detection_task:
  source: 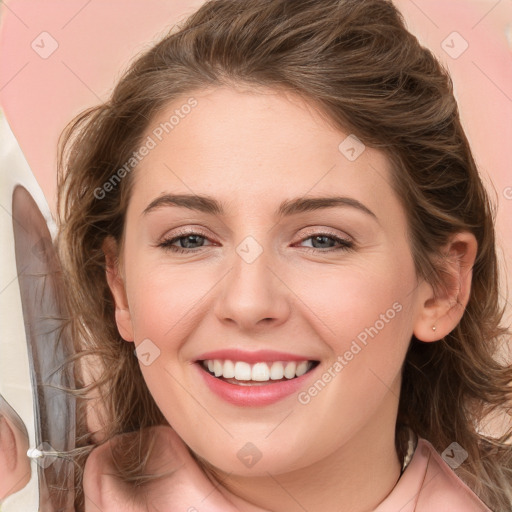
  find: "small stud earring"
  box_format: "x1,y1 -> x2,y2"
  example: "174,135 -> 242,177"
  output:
432,326 -> 437,332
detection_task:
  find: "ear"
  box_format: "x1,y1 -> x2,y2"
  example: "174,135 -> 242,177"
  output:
102,236 -> 134,342
413,231 -> 477,342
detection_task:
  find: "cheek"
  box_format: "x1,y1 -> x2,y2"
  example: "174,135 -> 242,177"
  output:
295,256 -> 416,354
128,263 -> 214,344
287,259 -> 416,448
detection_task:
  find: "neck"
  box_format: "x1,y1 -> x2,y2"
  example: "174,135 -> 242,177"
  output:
202,388 -> 402,512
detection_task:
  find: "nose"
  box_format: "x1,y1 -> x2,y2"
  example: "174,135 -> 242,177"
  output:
213,240 -> 292,332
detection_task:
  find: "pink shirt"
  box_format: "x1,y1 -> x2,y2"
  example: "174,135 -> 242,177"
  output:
375,438 -> 492,511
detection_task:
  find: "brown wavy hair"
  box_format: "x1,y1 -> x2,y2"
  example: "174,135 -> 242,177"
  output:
56,0 -> 512,510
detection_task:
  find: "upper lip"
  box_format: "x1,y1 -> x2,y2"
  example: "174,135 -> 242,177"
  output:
195,349 -> 318,364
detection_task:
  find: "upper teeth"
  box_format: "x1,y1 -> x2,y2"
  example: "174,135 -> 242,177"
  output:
203,360 -> 312,381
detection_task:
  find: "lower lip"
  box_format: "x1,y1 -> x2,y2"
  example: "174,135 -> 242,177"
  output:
196,363 -> 317,407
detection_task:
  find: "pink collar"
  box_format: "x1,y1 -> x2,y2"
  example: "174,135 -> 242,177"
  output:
374,438 -> 492,511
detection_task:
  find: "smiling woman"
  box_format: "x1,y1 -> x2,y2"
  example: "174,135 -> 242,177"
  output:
55,0 -> 512,511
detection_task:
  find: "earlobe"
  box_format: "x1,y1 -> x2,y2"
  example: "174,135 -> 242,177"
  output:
102,236 -> 134,342
413,232 -> 478,343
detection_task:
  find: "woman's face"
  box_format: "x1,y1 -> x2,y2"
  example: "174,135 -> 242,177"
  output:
109,85 -> 432,477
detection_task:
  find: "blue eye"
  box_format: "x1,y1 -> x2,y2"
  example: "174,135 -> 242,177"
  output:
298,234 -> 353,252
158,231 -> 212,253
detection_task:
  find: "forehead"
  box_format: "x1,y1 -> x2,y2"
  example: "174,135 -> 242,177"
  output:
128,86 -> 399,220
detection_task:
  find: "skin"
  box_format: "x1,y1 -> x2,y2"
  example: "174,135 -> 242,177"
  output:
0,414 -> 31,500
87,85 -> 477,511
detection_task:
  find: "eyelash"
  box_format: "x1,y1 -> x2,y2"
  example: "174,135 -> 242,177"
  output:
157,229 -> 354,254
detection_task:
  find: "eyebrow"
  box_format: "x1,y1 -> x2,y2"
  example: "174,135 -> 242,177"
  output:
142,193 -> 377,219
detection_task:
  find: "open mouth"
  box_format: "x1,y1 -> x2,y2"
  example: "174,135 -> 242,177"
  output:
199,359 -> 320,386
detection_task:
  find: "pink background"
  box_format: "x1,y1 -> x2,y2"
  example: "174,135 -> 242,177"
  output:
0,0 -> 511,327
